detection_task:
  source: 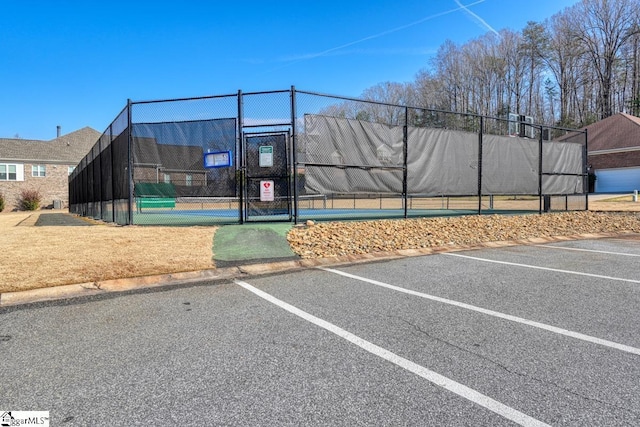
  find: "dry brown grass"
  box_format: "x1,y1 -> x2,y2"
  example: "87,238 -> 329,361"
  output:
590,195 -> 640,211
0,211 -> 216,294
1,196 -> 638,295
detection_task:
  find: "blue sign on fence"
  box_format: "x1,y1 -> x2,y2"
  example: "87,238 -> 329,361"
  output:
204,150 -> 232,168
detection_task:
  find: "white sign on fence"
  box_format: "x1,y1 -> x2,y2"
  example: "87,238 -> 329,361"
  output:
259,146 -> 273,167
260,180 -> 274,202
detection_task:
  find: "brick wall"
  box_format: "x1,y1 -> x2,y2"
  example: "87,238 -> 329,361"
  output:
0,162 -> 73,211
588,150 -> 640,170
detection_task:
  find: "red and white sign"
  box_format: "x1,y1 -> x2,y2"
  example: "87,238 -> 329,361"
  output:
260,180 -> 274,202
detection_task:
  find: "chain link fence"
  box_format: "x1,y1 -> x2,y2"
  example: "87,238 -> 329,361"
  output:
69,88 -> 588,225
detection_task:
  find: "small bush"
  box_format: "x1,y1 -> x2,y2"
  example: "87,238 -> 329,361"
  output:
19,189 -> 42,211
0,193 -> 5,212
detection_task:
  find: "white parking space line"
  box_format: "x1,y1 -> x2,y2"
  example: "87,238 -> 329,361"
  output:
444,253 -> 640,285
320,267 -> 640,356
535,245 -> 640,257
235,279 -> 550,427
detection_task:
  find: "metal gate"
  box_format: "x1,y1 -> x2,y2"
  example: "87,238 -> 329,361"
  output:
243,131 -> 291,221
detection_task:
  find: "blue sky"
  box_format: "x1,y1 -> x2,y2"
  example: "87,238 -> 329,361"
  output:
1,0 -> 579,140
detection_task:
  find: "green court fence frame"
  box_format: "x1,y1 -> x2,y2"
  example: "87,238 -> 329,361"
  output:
69,87 -> 588,226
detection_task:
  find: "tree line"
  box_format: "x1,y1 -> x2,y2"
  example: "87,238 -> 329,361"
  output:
356,0 -> 640,128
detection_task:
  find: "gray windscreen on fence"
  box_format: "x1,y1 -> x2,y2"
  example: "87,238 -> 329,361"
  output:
304,114 -> 405,194
131,118 -> 237,197
303,114 -> 584,196
541,141 -> 584,194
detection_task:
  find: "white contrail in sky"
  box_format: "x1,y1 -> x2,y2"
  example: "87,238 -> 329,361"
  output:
261,0 -> 487,73
454,0 -> 500,37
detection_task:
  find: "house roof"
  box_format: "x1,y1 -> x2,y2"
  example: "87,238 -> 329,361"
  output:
578,113 -> 640,152
133,137 -> 205,171
0,127 -> 101,164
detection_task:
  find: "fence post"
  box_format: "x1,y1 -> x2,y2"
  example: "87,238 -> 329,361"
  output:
478,116 -> 483,215
97,138 -> 102,220
291,86 -> 299,225
127,99 -> 134,225
110,124 -> 116,223
538,125 -> 543,214
237,90 -> 244,224
403,106 -> 408,219
584,128 -> 589,211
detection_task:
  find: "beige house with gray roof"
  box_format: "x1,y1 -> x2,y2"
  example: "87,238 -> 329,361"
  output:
0,127 -> 100,211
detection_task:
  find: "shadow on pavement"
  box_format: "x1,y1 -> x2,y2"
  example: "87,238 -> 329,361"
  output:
35,213 -> 94,226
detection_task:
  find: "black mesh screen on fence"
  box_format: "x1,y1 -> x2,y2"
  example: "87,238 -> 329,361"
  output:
86,155 -> 95,216
100,132 -> 113,222
132,118 -> 237,198
111,129 -> 129,201
91,144 -> 101,218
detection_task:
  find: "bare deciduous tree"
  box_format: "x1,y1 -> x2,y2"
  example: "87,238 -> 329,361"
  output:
324,0 -> 640,129
570,0 -> 640,118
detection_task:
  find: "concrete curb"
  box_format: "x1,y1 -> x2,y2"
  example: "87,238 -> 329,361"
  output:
0,268 -> 243,308
1,230 -> 638,308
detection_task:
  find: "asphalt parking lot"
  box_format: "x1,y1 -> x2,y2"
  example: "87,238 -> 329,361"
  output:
1,236 -> 639,426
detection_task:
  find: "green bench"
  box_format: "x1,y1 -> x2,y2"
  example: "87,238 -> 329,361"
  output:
134,182 -> 176,212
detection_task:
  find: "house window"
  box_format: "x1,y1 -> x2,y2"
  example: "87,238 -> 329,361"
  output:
163,173 -> 171,183
185,174 -> 192,186
0,164 -> 20,181
32,164 -> 46,177
68,166 -> 76,175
